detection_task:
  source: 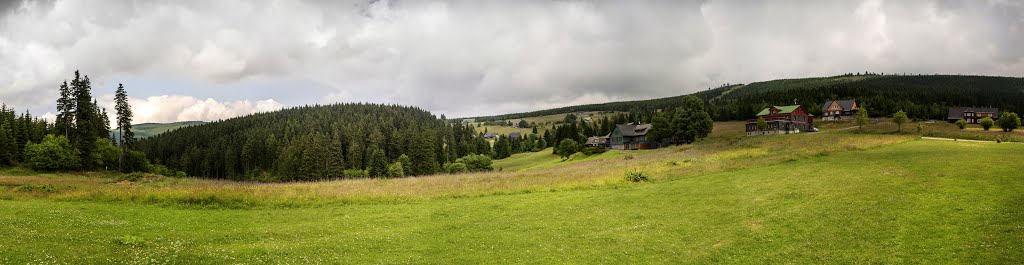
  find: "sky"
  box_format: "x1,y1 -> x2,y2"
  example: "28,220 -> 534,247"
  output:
1,0 -> 1022,124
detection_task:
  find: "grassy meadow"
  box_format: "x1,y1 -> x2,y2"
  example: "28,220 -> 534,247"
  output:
1,120 -> 1023,263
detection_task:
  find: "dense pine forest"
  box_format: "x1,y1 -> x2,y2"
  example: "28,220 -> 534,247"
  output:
136,104 -> 494,181
469,74 -> 1024,122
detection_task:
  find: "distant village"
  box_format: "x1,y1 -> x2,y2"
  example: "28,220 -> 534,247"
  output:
467,100 -> 1007,152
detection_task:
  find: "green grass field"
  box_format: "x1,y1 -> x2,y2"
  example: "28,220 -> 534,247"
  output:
1,122 -> 1023,263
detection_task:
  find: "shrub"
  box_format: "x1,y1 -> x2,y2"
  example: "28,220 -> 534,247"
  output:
955,119 -> 967,129
581,146 -> 607,156
387,162 -> 405,178
916,122 -> 924,133
999,112 -> 1021,132
556,139 -> 580,159
980,117 -> 995,131
443,162 -> 468,174
892,110 -> 908,132
454,154 -> 493,172
625,170 -> 649,182
23,135 -> 80,171
13,184 -> 57,193
117,172 -> 146,182
623,154 -> 635,160
343,169 -> 367,178
123,150 -> 152,173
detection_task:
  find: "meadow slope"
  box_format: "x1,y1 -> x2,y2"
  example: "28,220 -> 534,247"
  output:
1,121 -> 1023,263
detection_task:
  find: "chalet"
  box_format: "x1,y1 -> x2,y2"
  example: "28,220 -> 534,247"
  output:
585,135 -> 611,148
483,132 -> 499,139
746,105 -> 815,136
820,99 -> 858,121
611,123 -> 654,150
947,107 -> 999,124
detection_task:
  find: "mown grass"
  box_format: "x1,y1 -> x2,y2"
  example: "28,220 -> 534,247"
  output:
0,139 -> 1021,263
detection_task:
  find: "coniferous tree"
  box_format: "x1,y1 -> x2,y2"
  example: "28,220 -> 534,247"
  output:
114,83 -> 134,172
367,148 -> 388,177
72,72 -> 100,169
55,80 -> 75,137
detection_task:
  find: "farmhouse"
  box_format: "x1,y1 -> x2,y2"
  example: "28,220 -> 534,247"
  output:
947,107 -> 999,124
746,105 -> 815,136
483,132 -> 498,139
585,135 -> 611,148
820,99 -> 858,121
611,123 -> 653,150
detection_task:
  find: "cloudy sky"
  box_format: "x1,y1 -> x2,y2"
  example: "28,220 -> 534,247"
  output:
1,0 -> 1022,123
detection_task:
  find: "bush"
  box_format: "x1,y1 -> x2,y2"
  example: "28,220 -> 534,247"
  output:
443,162 -> 468,174
122,150 -> 152,173
117,172 -> 146,182
13,184 -> 57,193
94,138 -> 119,170
581,146 -> 607,156
980,117 -> 995,131
999,112 -> 1021,132
557,139 -> 580,159
625,169 -> 649,182
955,119 -> 967,129
454,154 -> 493,172
23,134 -> 80,171
387,162 -> 405,178
343,169 -> 367,178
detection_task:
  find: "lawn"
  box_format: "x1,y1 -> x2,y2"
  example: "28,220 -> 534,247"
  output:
1,139 -> 1022,263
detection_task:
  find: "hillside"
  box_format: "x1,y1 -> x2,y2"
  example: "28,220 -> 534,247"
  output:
3,121 -> 1022,263
112,121 -> 207,141
466,74 -> 1024,122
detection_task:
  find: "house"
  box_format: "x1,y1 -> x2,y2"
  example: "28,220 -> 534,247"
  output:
585,135 -> 611,148
746,105 -> 815,136
947,107 -> 999,124
610,123 -> 654,150
820,99 -> 858,121
460,118 -> 475,125
509,132 -> 522,138
483,132 -> 499,139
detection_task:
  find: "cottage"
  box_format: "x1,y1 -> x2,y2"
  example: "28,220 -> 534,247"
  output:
820,99 -> 858,121
483,132 -> 499,139
947,107 -> 999,124
746,105 -> 815,136
585,135 -> 611,148
610,123 -> 653,150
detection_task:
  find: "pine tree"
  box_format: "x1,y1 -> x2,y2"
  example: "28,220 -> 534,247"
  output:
367,148 -> 388,177
73,72 -> 99,169
55,80 -> 75,137
114,84 -> 135,172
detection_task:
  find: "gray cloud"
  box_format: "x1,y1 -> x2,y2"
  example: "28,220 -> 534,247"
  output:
0,0 -> 1022,119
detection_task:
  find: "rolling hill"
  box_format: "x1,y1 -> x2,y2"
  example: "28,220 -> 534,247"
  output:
465,74 -> 1024,122
111,121 -> 207,142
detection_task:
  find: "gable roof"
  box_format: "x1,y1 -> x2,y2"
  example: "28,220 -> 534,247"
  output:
948,107 -> 1000,120
614,123 -> 652,137
756,105 -> 803,116
820,99 -> 857,112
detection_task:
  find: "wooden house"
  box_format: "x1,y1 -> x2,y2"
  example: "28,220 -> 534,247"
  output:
746,105 -> 814,136
820,99 -> 858,121
610,123 -> 653,150
947,107 -> 999,124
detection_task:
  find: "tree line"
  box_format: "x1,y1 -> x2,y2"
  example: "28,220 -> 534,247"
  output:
0,71 -> 143,172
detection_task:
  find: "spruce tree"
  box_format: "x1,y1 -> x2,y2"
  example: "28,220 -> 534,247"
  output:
72,71 -> 100,169
55,80 -> 75,137
114,83 -> 134,172
367,148 -> 388,177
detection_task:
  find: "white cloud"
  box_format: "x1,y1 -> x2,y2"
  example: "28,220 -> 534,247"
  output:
99,95 -> 285,125
0,0 -> 1022,119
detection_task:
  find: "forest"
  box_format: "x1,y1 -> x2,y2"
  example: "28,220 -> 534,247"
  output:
467,74 -> 1024,122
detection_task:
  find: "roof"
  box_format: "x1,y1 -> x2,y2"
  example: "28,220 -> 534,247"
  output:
509,132 -> 522,138
948,107 -> 1000,120
585,136 -> 609,145
756,105 -> 802,116
820,99 -> 857,112
615,123 -> 652,137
